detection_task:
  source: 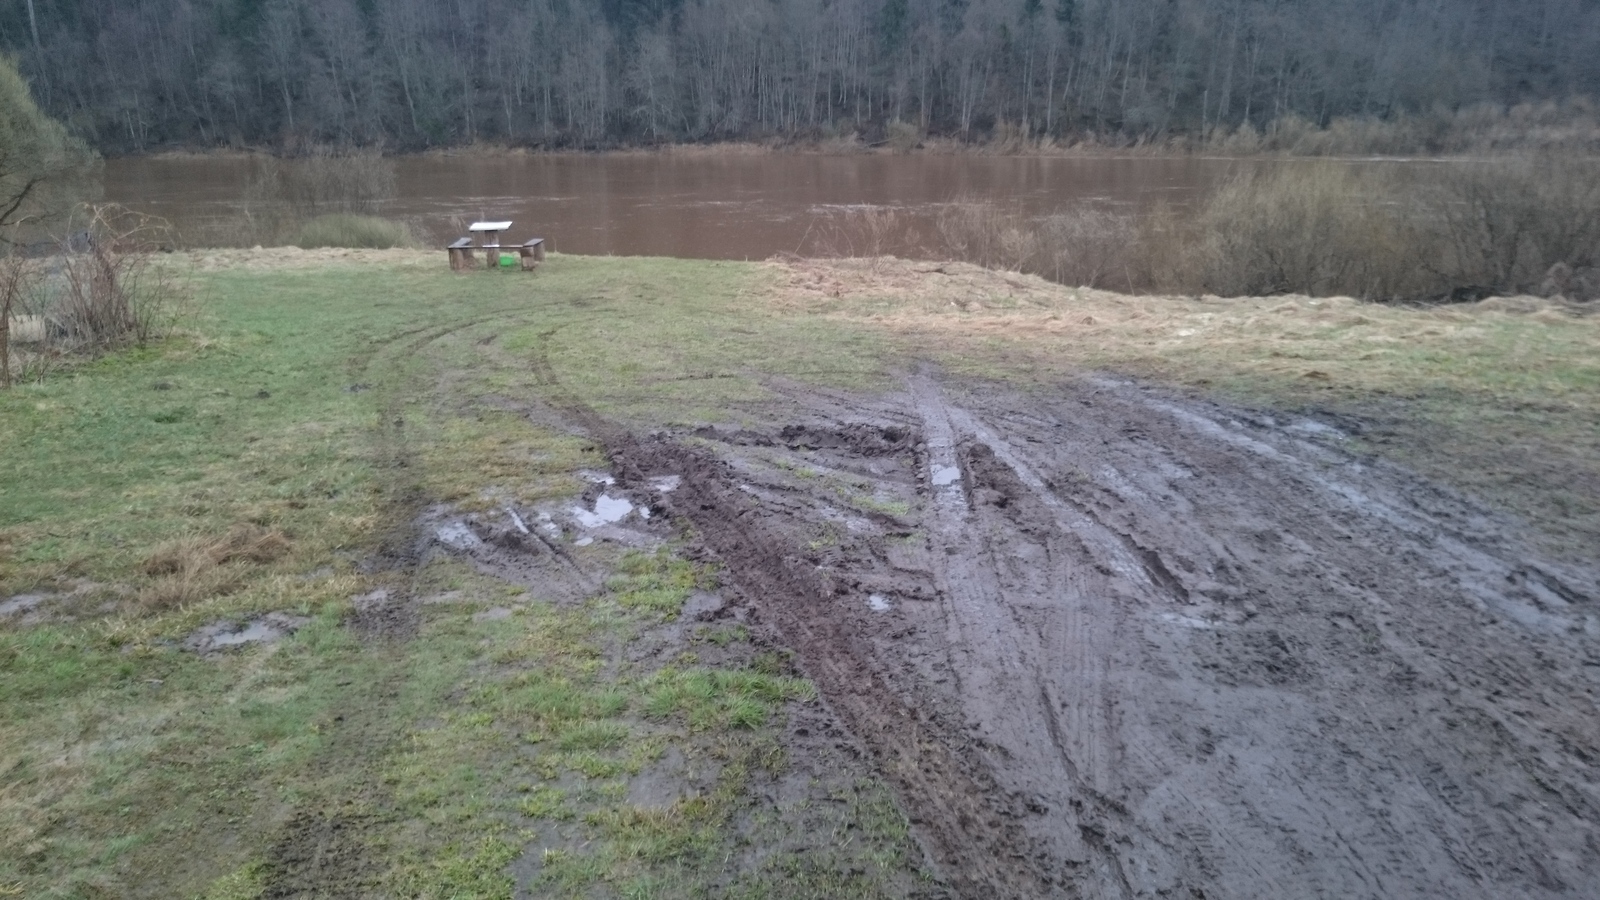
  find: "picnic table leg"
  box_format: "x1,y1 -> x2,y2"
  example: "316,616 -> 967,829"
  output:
518,240 -> 545,271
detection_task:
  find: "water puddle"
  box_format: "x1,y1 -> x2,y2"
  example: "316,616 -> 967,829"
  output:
186,613 -> 311,653
650,475 -> 682,493
931,465 -> 961,487
435,522 -> 483,551
868,594 -> 892,612
572,494 -> 636,528
579,470 -> 617,486
682,591 -> 725,618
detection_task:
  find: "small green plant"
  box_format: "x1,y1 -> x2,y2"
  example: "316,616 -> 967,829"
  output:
556,721 -> 630,752
519,786 -> 575,820
608,548 -> 705,615
642,666 -> 815,731
852,493 -> 911,518
697,624 -> 749,647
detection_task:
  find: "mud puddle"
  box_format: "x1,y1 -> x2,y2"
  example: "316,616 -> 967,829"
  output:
572,370 -> 1600,899
185,612 -> 311,653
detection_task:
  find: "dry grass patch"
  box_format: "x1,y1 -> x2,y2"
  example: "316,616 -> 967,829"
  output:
181,247 -> 436,272
137,524 -> 292,612
767,256 -> 1600,392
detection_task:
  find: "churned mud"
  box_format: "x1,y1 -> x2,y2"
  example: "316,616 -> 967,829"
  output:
551,367 -> 1600,899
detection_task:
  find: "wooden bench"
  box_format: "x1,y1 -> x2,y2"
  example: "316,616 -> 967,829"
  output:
517,238 -> 545,270
446,237 -> 475,270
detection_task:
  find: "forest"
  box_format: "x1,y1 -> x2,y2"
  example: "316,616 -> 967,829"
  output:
3,0 -> 1599,153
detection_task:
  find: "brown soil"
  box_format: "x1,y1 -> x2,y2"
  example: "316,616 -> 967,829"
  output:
565,368 -> 1600,899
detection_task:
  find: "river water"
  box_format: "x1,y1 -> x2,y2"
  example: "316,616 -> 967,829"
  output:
103,154 -> 1422,259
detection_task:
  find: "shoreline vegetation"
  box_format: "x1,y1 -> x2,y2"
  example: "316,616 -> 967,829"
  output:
145,142 -> 1600,305
135,101 -> 1600,161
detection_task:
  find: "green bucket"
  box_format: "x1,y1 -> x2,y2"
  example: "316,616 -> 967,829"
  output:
497,252 -> 517,268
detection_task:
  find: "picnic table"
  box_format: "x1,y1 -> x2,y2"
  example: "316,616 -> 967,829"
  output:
446,221 -> 545,272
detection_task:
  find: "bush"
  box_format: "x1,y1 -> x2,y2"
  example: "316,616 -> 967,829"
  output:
1424,155 -> 1600,296
291,214 -> 418,250
1180,163 -> 1421,298
51,206 -> 186,347
2,205 -> 189,386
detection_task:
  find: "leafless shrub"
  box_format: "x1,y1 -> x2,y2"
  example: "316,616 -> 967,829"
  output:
930,201 -> 1145,291
262,145 -> 396,214
808,206 -> 924,261
1213,102 -> 1600,157
1,205 -> 190,385
935,201 -> 1037,271
1181,164 -> 1421,298
1180,157 -> 1600,299
48,205 -> 187,350
988,120 -> 1029,154
1033,209 -> 1144,292
1423,155 -> 1600,296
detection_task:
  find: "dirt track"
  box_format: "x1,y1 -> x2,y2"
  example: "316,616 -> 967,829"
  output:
578,368 -> 1600,899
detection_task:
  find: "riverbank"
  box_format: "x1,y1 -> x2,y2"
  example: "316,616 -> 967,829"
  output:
3,251 -> 1597,897
135,100 -> 1600,162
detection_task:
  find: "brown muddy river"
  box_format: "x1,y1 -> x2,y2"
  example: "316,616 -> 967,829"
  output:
105,154 -> 1285,257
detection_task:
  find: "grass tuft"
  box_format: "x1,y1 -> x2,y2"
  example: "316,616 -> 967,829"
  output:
607,548 -> 706,616
136,524 -> 292,612
291,214 -> 418,250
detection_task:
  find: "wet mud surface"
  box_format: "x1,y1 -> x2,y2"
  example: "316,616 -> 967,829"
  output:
581,370 -> 1600,899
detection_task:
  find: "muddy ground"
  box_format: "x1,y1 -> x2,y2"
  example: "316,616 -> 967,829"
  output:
487,362 -> 1600,900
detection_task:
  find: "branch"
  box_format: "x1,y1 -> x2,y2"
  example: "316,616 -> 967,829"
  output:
0,175 -> 44,235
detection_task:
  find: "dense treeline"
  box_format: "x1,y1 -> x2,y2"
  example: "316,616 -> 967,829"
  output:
4,0 -> 1599,153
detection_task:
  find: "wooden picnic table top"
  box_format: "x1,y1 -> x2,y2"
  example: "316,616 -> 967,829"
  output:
468,221 -> 513,232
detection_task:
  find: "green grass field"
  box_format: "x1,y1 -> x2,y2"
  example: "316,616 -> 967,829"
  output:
0,254 -> 921,899
3,251 -> 1596,897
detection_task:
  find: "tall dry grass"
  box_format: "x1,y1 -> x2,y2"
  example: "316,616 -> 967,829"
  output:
814,155 -> 1600,302
138,524 -> 292,612
1206,100 -> 1600,157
